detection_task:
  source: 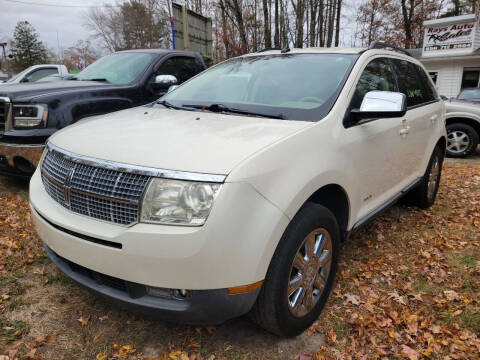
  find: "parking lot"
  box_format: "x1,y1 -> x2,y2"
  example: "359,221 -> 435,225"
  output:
1,151 -> 479,360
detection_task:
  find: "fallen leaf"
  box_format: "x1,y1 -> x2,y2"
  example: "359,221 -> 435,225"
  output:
326,328 -> 337,345
400,344 -> 420,360
77,316 -> 89,326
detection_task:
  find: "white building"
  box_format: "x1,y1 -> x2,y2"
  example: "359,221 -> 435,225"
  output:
412,14 -> 480,98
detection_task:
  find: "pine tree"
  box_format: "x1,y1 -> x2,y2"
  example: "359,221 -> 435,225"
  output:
10,21 -> 48,72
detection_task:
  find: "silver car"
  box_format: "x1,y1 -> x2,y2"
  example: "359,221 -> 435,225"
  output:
444,96 -> 480,157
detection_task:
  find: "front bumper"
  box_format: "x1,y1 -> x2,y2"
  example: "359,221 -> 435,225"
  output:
44,244 -> 259,324
30,166 -> 289,288
0,142 -> 44,176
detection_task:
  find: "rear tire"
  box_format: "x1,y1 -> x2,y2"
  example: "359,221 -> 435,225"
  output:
250,202 -> 340,337
446,123 -> 479,158
408,145 -> 444,209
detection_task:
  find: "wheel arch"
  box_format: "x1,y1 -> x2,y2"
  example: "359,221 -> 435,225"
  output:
445,116 -> 480,137
305,184 -> 350,241
436,135 -> 447,154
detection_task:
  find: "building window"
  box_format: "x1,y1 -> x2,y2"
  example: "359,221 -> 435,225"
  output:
461,68 -> 480,89
429,72 -> 438,84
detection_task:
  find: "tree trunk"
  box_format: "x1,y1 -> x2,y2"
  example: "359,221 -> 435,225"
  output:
292,0 -> 305,47
309,0 -> 318,47
263,0 -> 272,47
319,0 -> 324,46
334,0 -> 341,46
274,0 -> 280,47
219,0 -> 231,57
326,0 -> 336,47
229,0 -> 248,52
452,0 -> 460,16
401,0 -> 414,49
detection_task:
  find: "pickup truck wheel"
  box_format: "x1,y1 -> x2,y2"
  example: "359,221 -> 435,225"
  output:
408,145 -> 444,209
250,202 -> 339,337
446,123 -> 479,158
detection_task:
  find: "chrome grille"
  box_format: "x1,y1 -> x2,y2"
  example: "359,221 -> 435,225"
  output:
41,147 -> 150,226
0,100 -> 6,133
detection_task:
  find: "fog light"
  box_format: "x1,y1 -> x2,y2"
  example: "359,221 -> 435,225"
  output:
146,287 -> 189,300
146,286 -> 171,298
173,289 -> 189,299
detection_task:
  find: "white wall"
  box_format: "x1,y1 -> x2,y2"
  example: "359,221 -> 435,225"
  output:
422,58 -> 480,98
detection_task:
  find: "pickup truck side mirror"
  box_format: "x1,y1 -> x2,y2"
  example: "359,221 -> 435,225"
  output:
153,75 -> 178,91
350,91 -> 407,125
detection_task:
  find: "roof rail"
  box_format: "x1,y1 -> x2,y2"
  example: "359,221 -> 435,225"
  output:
367,41 -> 412,57
256,47 -> 282,53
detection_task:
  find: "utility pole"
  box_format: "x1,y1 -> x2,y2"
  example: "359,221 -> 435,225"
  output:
166,0 -> 175,49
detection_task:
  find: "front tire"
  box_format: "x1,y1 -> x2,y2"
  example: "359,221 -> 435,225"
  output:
446,123 -> 479,158
250,202 -> 340,337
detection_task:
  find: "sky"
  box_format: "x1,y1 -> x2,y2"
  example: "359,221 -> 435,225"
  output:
0,0 -> 118,53
0,0 -> 359,54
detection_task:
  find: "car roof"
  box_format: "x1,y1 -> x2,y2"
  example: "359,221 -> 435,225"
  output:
115,49 -> 200,56
239,47 -> 422,69
241,47 -> 415,60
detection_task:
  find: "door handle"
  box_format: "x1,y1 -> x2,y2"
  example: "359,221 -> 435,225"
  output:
399,127 -> 410,136
430,114 -> 438,124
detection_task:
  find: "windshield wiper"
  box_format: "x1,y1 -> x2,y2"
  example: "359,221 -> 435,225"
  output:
182,103 -> 286,119
157,99 -> 195,111
82,78 -> 110,83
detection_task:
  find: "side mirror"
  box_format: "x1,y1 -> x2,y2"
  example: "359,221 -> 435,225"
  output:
350,91 -> 407,125
154,74 -> 178,89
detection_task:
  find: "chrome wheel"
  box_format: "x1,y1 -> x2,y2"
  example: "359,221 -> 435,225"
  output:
287,228 -> 332,318
447,131 -> 470,154
427,154 -> 440,201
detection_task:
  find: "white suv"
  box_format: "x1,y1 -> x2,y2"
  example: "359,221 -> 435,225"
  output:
29,43 -> 446,337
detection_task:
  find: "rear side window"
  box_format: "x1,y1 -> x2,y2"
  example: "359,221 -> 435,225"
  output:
391,59 -> 425,107
25,68 -> 58,82
156,56 -> 199,83
414,64 -> 437,102
351,58 -> 397,109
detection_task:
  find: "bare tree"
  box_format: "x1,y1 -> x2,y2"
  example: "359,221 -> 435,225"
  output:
85,0 -> 169,52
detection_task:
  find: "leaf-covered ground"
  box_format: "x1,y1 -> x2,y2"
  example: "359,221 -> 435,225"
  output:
1,155 -> 479,360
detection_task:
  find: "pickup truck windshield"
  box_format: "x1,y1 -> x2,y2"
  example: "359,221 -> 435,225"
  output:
163,53 -> 357,121
76,52 -> 155,85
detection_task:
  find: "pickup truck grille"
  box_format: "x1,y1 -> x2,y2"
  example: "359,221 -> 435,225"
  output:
41,147 -> 150,226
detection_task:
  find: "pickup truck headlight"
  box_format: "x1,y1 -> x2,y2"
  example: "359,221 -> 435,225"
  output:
140,178 -> 221,226
13,104 -> 48,127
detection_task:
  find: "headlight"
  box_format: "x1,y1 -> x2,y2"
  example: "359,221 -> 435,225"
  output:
13,104 -> 48,127
140,178 -> 222,226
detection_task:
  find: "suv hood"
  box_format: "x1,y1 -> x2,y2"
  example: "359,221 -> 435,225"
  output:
49,106 -> 312,176
0,80 -> 113,102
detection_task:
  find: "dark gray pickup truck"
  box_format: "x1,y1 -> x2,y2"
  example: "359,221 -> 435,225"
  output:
0,49 -> 205,177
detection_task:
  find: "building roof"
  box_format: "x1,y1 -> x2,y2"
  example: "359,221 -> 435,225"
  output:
423,14 -> 476,26
410,47 -> 480,61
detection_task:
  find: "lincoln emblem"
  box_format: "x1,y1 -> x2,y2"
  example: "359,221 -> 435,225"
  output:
63,166 -> 76,208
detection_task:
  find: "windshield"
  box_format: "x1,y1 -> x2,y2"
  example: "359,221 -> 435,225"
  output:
7,69 -> 29,83
162,53 -> 357,120
76,52 -> 155,85
458,88 -> 480,100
